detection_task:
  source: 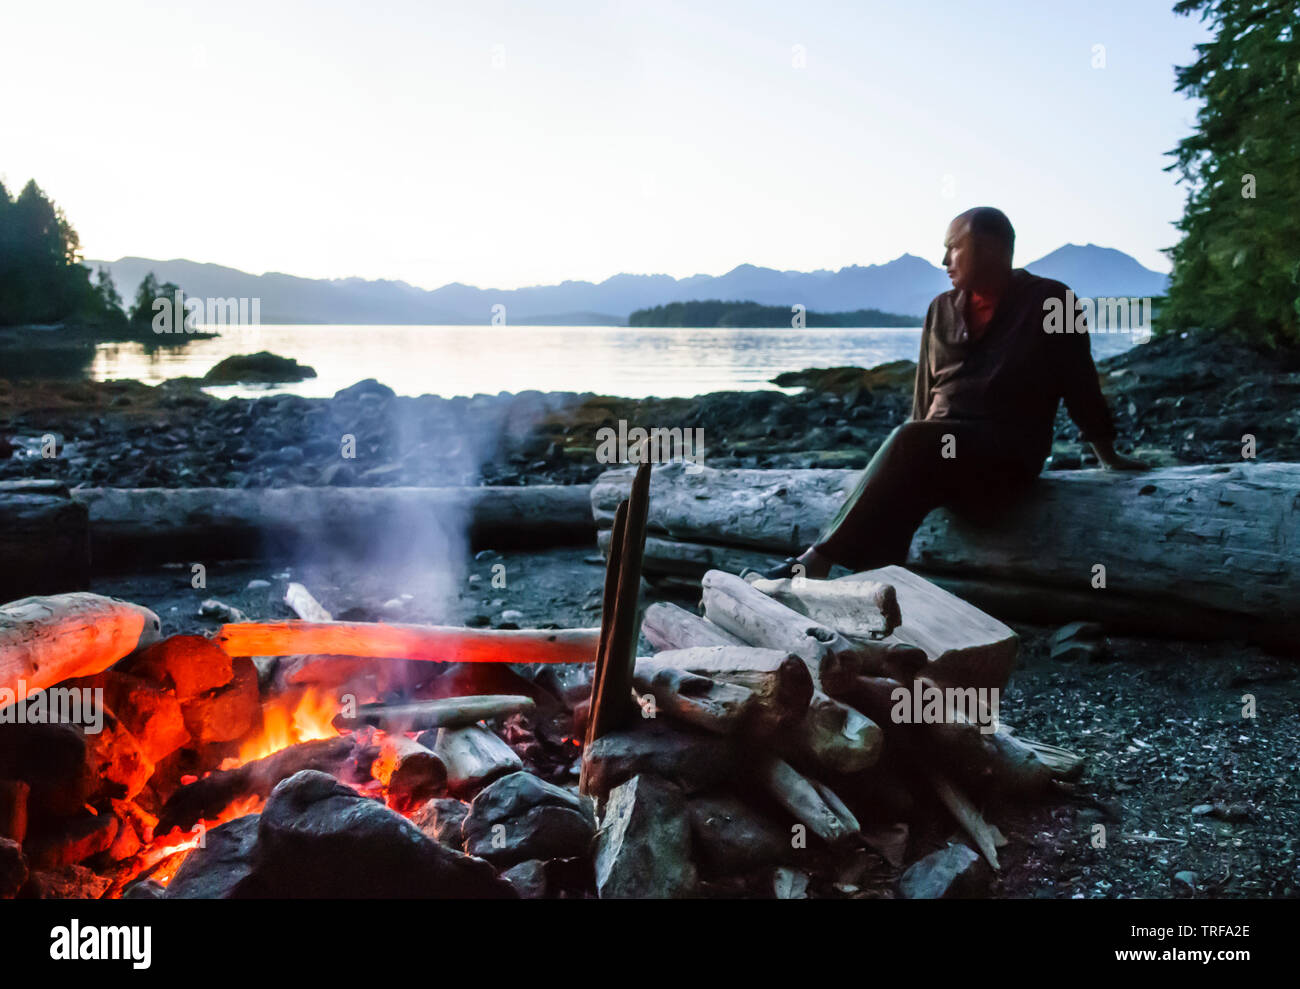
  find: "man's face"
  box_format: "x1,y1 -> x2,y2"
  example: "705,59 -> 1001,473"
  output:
942,218 -> 979,293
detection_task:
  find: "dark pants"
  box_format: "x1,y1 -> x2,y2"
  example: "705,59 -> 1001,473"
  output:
814,419 -> 1043,571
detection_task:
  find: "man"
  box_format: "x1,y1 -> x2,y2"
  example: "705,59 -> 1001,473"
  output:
767,206 -> 1147,580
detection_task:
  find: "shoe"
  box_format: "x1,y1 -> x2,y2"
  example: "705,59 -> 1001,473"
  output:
747,557 -> 800,580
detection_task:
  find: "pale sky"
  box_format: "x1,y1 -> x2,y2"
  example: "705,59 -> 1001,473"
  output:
1,0 -> 1209,289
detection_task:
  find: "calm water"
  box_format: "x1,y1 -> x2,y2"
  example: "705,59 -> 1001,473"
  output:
85,324 -> 1143,400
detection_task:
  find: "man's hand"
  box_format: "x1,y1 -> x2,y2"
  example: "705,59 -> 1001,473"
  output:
1091,439 -> 1149,471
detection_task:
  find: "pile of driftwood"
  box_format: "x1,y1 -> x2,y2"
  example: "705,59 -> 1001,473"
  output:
573,564 -> 1085,896
593,461 -> 1300,649
569,463 -> 1083,897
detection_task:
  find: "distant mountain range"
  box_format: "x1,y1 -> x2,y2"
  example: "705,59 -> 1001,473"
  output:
86,244 -> 1169,325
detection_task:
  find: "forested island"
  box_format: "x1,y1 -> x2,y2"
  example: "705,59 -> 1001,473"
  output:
627,299 -> 918,328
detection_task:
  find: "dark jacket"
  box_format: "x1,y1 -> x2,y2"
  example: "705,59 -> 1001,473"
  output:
911,268 -> 1116,468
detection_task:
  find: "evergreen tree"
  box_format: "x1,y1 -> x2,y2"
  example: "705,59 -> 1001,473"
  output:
1164,0 -> 1300,346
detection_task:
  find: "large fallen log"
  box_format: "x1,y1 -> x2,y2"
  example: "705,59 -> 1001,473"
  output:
0,480 -> 90,600
217,621 -> 600,664
1,593 -> 162,708
76,484 -> 596,568
593,463 -> 1300,644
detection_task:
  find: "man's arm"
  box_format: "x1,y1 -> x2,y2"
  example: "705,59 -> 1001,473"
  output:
910,302 -> 935,421
1056,289 -> 1148,471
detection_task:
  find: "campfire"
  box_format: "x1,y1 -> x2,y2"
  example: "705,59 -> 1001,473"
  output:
0,463 -> 1081,900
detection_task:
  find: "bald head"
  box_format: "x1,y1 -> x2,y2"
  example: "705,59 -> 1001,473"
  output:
943,207 -> 1015,293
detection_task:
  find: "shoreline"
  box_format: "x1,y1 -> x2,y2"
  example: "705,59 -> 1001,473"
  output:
2,329 -> 1298,489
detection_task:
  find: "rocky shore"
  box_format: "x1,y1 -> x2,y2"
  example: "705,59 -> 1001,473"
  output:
1,329 -> 1297,489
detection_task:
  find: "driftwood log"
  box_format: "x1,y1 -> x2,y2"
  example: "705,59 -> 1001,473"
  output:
701,570 -> 926,685
746,575 -> 900,640
75,484 -> 596,567
333,695 -> 536,733
217,621 -> 599,664
631,661 -> 755,735
156,735 -> 355,834
593,462 -> 1300,646
426,725 -> 523,795
641,602 -> 745,652
0,480 -> 90,600
0,593 -> 162,707
643,646 -> 814,737
372,734 -> 447,811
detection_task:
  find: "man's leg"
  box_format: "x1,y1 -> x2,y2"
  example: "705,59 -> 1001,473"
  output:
805,419 -> 1037,573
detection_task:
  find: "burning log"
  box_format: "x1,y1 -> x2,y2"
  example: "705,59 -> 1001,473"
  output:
427,726 -> 523,796
217,621 -> 600,664
645,646 -> 814,737
157,736 -> 356,834
372,734 -> 448,812
126,635 -> 233,702
631,662 -> 755,735
757,756 -> 860,846
333,695 -> 536,733
0,593 -> 161,708
641,601 -> 745,652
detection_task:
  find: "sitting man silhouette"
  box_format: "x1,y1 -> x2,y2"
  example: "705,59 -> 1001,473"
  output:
765,206 -> 1148,581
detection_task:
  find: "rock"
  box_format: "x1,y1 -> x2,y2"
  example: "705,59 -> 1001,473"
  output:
200,598 -> 246,623
203,352 -> 317,384
122,879 -> 166,899
181,657 -> 260,744
500,609 -> 524,622
245,579 -> 271,591
26,811 -> 119,869
29,864 -> 112,899
250,770 -> 512,897
898,842 -> 989,899
76,671 -> 189,763
595,775 -> 696,899
1050,621 -> 1108,662
687,793 -> 790,875
128,635 -> 234,702
582,722 -> 739,804
462,771 -> 596,867
1174,870 -> 1198,889
411,797 -> 470,849
334,378 -> 395,402
501,859 -> 548,898
773,867 -> 809,899
0,837 -> 27,898
165,814 -> 261,899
